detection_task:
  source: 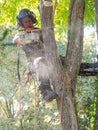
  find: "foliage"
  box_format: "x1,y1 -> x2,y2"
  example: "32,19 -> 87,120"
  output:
76,28 -> 97,130
0,0 -> 40,25
84,0 -> 96,26
0,0 -> 96,27
82,27 -> 97,62
76,76 -> 96,130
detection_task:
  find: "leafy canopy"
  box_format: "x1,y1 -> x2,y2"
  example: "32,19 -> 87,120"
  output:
0,0 -> 96,26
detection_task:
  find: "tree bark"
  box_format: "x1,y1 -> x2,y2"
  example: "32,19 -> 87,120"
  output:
39,0 -> 63,97
61,55 -> 98,76
39,0 -> 84,130
79,62 -> 98,76
61,0 -> 85,130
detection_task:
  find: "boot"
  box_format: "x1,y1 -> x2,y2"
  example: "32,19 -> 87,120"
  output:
39,79 -> 58,102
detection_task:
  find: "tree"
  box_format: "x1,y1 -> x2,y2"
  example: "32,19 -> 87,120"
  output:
39,0 -> 84,130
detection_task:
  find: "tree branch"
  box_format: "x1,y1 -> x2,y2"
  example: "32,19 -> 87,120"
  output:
60,55 -> 98,76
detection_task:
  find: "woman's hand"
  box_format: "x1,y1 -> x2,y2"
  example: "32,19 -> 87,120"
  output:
13,34 -> 21,46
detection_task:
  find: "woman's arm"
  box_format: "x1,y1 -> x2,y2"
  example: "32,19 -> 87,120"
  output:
13,34 -> 21,47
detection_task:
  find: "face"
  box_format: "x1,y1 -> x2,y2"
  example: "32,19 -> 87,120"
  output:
21,16 -> 34,29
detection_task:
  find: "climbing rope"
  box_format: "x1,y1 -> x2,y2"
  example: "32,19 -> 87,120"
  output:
17,45 -> 24,130
31,75 -> 37,130
17,44 -> 38,130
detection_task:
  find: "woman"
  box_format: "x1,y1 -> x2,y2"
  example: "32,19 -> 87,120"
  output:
13,8 -> 58,102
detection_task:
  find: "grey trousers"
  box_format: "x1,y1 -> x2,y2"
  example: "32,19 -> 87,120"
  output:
27,57 -> 49,80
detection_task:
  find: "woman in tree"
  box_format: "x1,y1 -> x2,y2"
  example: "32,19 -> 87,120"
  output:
13,8 -> 58,102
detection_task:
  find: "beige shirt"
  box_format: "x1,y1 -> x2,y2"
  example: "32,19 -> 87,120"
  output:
13,29 -> 44,60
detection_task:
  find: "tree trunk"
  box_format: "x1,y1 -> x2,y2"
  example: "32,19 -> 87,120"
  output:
39,0 -> 84,130
39,0 -> 63,97
61,0 -> 85,130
